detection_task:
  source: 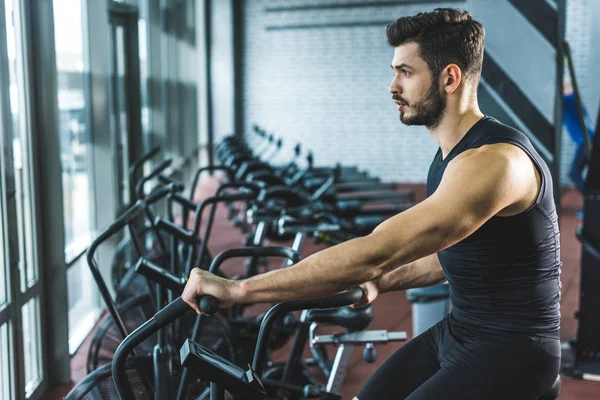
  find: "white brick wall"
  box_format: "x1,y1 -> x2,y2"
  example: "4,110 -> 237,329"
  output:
242,0 -> 597,185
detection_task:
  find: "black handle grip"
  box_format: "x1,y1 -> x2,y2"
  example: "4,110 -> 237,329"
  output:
171,193 -> 198,212
147,159 -> 173,180
135,258 -> 185,294
144,185 -> 177,205
199,296 -> 219,315
208,247 -> 301,274
129,146 -> 161,177
154,217 -> 196,244
136,159 -> 173,199
314,287 -> 364,309
153,295 -> 218,326
157,175 -> 184,191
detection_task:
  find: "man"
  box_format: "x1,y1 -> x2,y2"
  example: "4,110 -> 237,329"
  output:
183,8 -> 561,399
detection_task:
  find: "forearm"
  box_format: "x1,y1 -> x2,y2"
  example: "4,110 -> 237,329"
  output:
236,236 -> 383,304
375,253 -> 446,293
235,205 -> 451,304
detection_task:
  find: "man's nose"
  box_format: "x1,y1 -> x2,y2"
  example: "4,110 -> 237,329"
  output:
389,79 -> 401,95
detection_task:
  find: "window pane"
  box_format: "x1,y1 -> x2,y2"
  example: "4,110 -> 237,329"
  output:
53,0 -> 95,253
138,14 -> 151,152
0,266 -> 5,309
115,24 -> 131,206
53,0 -> 102,352
67,256 -> 101,354
22,297 -> 42,397
6,0 -> 38,291
0,323 -> 13,400
0,194 -> 6,307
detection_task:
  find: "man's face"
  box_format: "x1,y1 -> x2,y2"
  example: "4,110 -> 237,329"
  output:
389,42 -> 447,129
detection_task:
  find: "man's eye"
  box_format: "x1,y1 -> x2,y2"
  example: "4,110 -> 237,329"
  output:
402,69 -> 410,77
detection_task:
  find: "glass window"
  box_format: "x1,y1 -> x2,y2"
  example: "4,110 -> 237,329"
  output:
6,0 -> 38,292
0,323 -> 13,400
21,297 -> 42,398
138,11 -> 151,153
67,257 -> 102,354
114,24 -> 131,206
0,187 -> 6,309
53,0 -> 96,259
53,0 -> 101,352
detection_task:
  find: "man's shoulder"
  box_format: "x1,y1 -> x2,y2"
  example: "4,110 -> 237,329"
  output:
452,142 -> 523,167
476,116 -> 527,139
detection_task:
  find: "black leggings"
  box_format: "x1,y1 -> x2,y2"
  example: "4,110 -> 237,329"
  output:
357,314 -> 560,400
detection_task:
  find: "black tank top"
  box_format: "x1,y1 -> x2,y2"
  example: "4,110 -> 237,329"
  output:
426,116 -> 561,337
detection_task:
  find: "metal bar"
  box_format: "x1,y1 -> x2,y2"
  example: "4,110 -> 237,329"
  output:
125,7 -> 144,204
205,0 -> 214,167
233,0 -> 244,138
326,343 -> 354,393
21,0 -> 70,388
0,306 -> 10,326
312,330 -> 408,345
507,0 -> 558,48
553,0 -> 566,212
482,50 -> 555,154
19,282 -> 41,306
279,321 -> 311,396
479,78 -> 554,163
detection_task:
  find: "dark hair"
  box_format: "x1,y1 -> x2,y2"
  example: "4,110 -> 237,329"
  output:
386,8 -> 485,84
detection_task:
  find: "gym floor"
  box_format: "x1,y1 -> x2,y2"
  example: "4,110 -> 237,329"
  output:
46,179 -> 600,399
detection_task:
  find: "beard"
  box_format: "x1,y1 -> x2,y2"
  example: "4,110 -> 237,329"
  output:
397,80 -> 447,130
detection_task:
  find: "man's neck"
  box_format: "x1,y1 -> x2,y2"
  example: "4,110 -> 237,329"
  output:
430,106 -> 485,160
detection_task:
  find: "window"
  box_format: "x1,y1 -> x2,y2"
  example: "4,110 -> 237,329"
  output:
53,0 -> 101,353
22,298 -> 42,398
6,0 -> 38,293
3,0 -> 45,397
66,258 -> 101,354
53,0 -> 96,258
0,323 -> 13,400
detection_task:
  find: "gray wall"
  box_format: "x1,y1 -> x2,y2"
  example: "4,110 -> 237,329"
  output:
241,0 -> 598,186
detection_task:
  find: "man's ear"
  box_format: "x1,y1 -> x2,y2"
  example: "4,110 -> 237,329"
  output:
442,64 -> 462,94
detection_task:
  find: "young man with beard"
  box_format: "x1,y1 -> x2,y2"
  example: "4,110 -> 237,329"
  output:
182,8 -> 562,399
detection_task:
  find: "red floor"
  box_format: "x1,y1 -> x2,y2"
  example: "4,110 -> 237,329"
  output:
45,179 -> 600,399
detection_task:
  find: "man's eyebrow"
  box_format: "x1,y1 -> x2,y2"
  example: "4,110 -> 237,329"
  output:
391,63 -> 413,71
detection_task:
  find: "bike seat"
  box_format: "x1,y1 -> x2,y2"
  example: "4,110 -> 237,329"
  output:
306,304 -> 374,332
537,375 -> 561,400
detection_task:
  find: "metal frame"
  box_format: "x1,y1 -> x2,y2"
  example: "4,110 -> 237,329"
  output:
21,0 -> 67,394
205,0 -> 214,167
109,1 -> 144,211
0,5 -> 19,400
553,0 -> 566,207
233,0 -> 244,139
0,0 -> 62,398
86,0 -> 120,301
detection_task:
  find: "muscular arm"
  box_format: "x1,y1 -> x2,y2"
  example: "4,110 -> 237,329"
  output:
376,253 -> 446,293
183,144 -> 539,309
